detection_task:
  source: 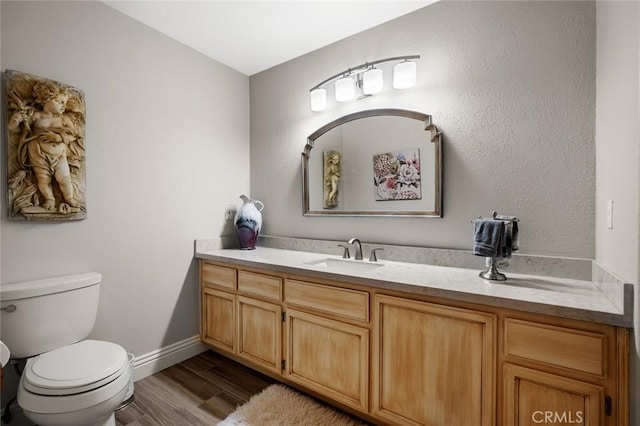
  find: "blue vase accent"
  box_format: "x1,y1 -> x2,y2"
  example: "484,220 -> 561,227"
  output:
234,195 -> 264,250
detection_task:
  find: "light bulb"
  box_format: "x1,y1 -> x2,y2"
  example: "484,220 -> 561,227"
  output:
362,68 -> 383,95
310,88 -> 327,112
393,61 -> 417,89
335,76 -> 355,102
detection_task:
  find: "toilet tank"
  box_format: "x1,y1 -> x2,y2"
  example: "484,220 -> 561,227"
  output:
0,272 -> 101,358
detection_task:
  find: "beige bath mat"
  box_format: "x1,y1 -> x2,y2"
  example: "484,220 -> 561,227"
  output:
217,384 -> 368,426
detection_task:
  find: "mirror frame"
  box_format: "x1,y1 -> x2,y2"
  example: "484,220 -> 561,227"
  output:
302,109 -> 442,217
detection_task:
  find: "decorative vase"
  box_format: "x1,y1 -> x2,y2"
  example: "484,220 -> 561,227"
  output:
234,194 -> 264,250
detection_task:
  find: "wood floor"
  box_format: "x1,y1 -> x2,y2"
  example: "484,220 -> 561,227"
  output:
115,350 -> 276,425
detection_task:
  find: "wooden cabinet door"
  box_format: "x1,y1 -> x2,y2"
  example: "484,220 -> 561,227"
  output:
237,295 -> 282,374
284,309 -> 369,412
373,294 -> 496,426
202,287 -> 235,353
504,364 -> 604,426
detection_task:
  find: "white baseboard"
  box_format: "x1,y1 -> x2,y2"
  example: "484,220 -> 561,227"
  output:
132,335 -> 208,381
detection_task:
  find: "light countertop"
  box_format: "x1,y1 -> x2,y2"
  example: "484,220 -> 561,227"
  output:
195,246 -> 633,328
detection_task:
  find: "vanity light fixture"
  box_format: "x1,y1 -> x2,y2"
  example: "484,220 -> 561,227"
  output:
362,67 -> 383,95
393,60 -> 418,89
334,75 -> 355,102
309,55 -> 420,112
310,88 -> 327,112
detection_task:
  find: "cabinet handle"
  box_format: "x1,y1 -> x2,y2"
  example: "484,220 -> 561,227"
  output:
605,396 -> 612,416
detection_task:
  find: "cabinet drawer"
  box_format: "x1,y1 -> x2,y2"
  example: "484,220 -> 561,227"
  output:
504,318 -> 607,376
201,262 -> 237,290
238,270 -> 282,301
285,279 -> 369,322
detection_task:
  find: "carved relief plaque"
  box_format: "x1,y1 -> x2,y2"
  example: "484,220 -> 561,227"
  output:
6,70 -> 87,220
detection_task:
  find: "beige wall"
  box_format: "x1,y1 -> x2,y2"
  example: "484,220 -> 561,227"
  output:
1,0 -> 248,359
595,2 -> 640,424
250,1 -> 596,258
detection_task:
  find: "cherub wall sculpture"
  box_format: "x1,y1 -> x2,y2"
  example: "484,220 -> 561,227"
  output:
6,70 -> 86,220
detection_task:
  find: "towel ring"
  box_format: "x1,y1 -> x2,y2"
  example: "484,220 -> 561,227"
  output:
473,211 -> 518,281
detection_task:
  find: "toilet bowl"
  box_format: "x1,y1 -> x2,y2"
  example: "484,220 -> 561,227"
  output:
17,340 -> 132,426
0,273 -> 132,426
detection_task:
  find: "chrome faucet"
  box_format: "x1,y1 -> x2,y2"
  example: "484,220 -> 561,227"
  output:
348,238 -> 363,260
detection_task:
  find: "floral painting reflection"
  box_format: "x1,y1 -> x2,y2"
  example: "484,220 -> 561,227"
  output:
373,148 -> 421,201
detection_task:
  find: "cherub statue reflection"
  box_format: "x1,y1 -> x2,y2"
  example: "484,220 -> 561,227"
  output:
323,151 -> 341,209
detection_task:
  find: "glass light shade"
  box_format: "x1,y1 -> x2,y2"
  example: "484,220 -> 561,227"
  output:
310,88 -> 327,112
362,68 -> 383,95
334,76 -> 355,102
393,61 -> 417,89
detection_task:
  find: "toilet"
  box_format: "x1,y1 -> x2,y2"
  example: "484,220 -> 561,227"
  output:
0,272 -> 132,426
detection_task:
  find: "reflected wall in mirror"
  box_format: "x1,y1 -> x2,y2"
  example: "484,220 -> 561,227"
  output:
302,109 -> 442,217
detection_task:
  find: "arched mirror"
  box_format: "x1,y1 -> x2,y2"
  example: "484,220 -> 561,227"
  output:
302,109 -> 442,217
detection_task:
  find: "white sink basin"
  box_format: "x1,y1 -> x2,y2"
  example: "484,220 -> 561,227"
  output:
305,257 -> 384,272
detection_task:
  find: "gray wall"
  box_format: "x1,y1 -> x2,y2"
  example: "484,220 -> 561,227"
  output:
250,1 -> 596,259
1,0 -> 248,359
251,2 -> 640,422
595,2 -> 640,424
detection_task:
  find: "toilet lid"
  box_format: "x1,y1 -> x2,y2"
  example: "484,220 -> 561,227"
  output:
23,340 -> 128,396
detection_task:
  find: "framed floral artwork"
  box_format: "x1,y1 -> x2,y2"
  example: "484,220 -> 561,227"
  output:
373,148 -> 421,201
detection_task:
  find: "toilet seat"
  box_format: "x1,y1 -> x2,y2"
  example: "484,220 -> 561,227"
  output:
18,340 -> 132,416
23,340 -> 128,396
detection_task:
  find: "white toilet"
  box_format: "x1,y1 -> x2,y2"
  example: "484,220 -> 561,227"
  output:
0,272 -> 133,426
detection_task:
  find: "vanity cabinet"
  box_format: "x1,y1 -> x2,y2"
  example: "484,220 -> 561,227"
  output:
237,296 -> 282,374
200,261 -> 283,373
502,317 -> 624,426
236,270 -> 283,374
284,279 -> 370,412
504,364 -> 604,425
201,262 -> 238,352
202,287 -> 235,353
198,259 -> 629,426
373,294 -> 496,426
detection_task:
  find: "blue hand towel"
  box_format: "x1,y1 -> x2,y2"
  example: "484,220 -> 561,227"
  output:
495,215 -> 519,251
473,219 -> 505,257
500,220 -> 513,258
